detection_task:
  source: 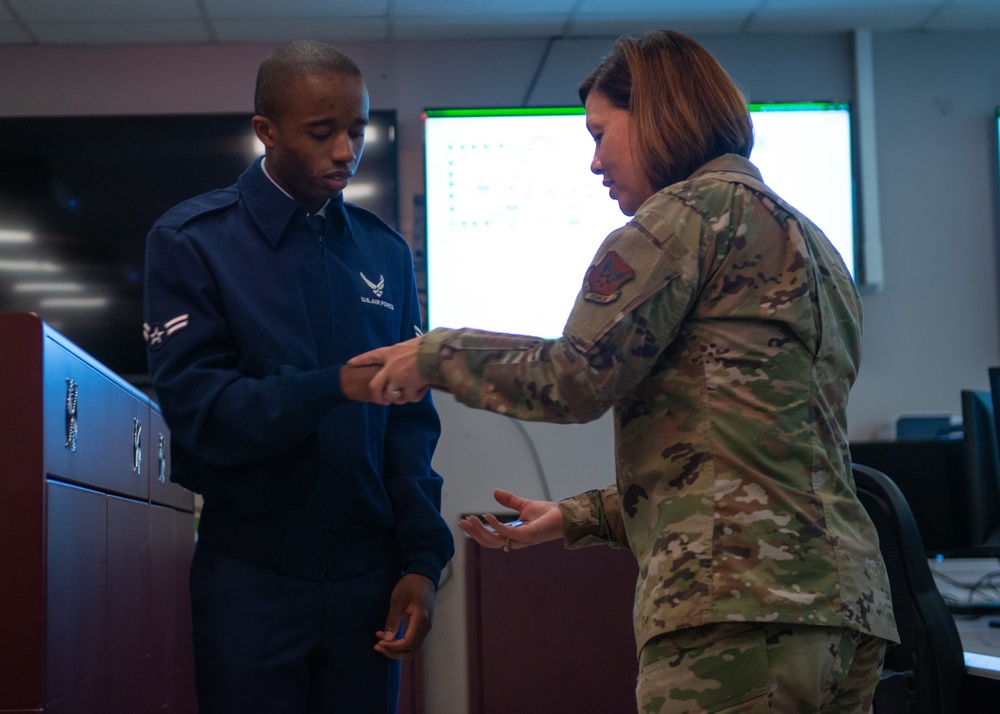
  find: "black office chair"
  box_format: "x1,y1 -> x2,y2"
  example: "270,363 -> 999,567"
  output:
852,463 -> 967,713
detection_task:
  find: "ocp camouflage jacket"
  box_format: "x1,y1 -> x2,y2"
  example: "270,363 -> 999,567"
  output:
417,153 -> 898,652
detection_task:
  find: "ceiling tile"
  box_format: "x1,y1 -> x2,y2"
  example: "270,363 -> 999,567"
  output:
746,6 -> 938,32
0,0 -> 991,44
394,0 -> 576,17
924,3 -> 1000,30
391,15 -> 567,39
204,0 -> 388,20
568,14 -> 749,36
212,17 -> 390,43
0,22 -> 32,43
7,0 -> 203,23
762,0 -> 935,9
30,20 -> 211,44
577,0 -> 760,12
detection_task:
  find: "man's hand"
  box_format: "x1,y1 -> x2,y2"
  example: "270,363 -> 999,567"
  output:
374,573 -> 437,660
348,337 -> 429,405
339,364 -> 381,402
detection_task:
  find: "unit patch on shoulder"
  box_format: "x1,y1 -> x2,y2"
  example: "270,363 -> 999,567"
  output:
583,250 -> 635,304
143,313 -> 190,350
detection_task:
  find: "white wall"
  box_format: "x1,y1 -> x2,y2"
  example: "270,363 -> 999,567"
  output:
3,30 -> 999,712
849,32 -> 1000,438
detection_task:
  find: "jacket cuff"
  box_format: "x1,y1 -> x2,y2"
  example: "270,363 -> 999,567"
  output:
402,547 -> 452,589
415,329 -> 452,388
558,486 -> 628,549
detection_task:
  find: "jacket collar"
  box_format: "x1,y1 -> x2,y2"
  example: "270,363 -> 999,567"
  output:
238,157 -> 354,248
689,153 -> 763,183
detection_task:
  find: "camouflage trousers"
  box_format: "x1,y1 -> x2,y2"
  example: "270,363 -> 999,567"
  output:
636,622 -> 888,714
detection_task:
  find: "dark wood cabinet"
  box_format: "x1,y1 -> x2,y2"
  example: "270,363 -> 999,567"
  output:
45,481 -> 110,714
108,494 -> 155,714
149,504 -> 198,713
0,312 -> 196,714
465,538 -> 641,714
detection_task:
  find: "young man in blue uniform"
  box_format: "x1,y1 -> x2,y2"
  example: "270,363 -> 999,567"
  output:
143,40 -> 454,713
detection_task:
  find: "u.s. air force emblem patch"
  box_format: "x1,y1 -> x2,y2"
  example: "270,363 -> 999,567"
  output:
583,250 -> 634,304
143,313 -> 189,350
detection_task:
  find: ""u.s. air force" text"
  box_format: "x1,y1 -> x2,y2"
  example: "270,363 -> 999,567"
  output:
360,296 -> 395,310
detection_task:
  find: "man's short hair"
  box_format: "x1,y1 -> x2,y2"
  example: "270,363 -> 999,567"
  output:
254,40 -> 363,119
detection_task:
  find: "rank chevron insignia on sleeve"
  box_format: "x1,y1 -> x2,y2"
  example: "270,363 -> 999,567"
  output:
142,313 -> 189,350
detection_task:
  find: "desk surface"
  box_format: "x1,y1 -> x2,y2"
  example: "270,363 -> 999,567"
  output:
929,557 -> 1000,680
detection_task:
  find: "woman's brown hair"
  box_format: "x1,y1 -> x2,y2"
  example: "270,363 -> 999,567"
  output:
579,30 -> 754,191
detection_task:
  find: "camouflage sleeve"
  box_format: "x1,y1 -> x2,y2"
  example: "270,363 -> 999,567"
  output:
415,328 -> 614,423
561,190 -> 704,355
558,484 -> 630,549
414,196 -> 706,425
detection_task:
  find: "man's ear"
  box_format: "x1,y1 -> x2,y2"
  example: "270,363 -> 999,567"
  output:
252,115 -> 276,148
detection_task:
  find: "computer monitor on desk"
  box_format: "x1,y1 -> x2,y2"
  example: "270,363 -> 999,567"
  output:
990,365 -> 1000,492
851,389 -> 1000,559
959,389 -> 1000,554
849,438 -> 966,556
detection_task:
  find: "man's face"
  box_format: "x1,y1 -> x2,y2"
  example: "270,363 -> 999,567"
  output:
253,72 -> 369,212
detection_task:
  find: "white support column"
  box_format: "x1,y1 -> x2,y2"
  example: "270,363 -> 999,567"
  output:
854,27 -> 885,290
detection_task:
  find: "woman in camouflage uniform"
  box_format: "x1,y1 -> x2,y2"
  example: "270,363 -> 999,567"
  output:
351,29 -> 898,714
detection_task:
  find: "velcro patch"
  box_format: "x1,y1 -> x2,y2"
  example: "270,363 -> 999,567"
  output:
582,250 -> 635,304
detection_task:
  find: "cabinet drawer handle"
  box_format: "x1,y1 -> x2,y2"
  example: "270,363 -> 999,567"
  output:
158,433 -> 166,483
133,417 -> 142,476
65,378 -> 78,453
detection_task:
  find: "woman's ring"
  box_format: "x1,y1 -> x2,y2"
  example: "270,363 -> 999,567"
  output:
389,387 -> 403,398
503,538 -> 512,552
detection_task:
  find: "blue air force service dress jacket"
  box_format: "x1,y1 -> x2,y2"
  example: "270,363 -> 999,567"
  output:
143,158 -> 454,585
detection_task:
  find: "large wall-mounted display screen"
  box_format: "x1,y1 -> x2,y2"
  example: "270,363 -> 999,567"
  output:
424,102 -> 858,338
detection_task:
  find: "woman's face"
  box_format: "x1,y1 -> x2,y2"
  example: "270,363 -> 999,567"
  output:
584,91 -> 657,217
